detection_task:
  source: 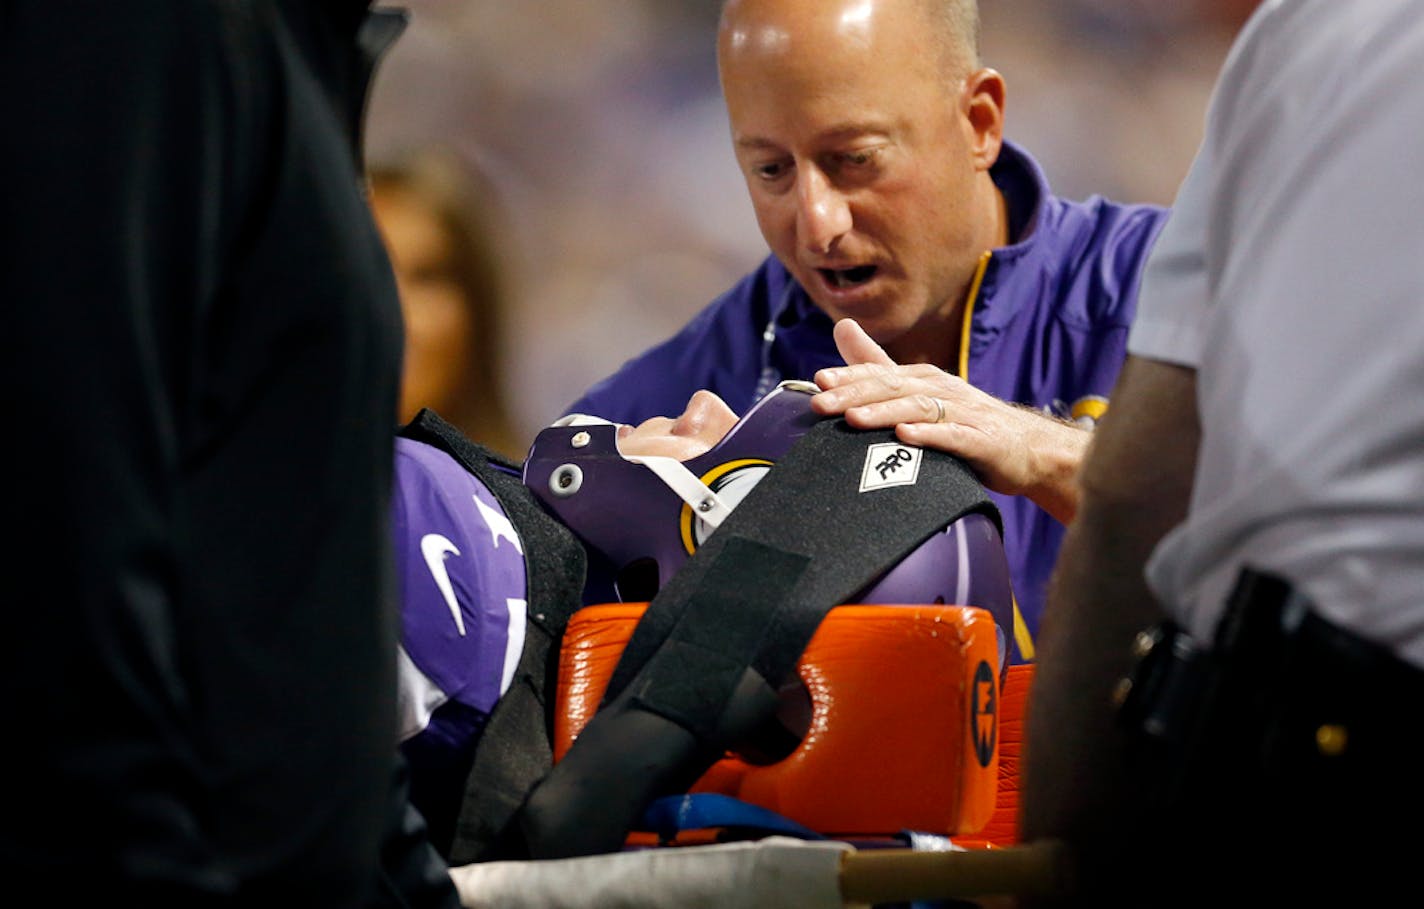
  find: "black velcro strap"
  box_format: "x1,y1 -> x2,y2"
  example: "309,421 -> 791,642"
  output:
396,409 -> 588,865
605,418 -> 998,739
627,539 -> 808,740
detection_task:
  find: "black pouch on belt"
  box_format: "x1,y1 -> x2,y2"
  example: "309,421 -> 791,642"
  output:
1116,566 -> 1424,879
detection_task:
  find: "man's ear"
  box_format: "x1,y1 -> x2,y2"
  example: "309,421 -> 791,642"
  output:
962,67 -> 1006,172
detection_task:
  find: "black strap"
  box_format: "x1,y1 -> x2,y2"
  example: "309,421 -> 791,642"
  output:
396,410 -> 587,865
607,418 -> 999,742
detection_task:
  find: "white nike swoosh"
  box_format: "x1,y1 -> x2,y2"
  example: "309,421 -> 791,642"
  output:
420,533 -> 466,636
500,598 -> 527,696
474,496 -> 524,554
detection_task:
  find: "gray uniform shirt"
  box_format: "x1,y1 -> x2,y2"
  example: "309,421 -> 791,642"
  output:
1128,0 -> 1424,667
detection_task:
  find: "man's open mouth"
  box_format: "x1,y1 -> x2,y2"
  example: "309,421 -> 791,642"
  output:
820,265 -> 878,289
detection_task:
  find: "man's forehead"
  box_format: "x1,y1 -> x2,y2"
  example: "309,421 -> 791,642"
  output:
719,0 -> 946,97
721,0 -> 915,51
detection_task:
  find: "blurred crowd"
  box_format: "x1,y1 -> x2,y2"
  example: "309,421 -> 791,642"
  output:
365,0 -> 1257,453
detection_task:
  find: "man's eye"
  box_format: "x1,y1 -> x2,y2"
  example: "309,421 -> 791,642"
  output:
752,161 -> 789,181
841,149 -> 878,167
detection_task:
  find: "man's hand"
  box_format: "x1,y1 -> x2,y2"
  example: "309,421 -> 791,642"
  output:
811,318 -> 1087,524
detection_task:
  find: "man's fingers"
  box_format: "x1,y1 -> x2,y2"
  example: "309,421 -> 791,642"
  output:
832,317 -> 896,368
839,394 -> 946,429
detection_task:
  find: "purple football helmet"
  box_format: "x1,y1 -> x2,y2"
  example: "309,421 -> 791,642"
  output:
523,381 -> 1016,667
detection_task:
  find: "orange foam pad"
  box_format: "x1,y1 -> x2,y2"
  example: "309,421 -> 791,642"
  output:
555,603 -> 1002,839
948,661 -> 1033,849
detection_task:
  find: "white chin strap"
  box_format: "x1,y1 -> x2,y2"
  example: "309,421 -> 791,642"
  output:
554,414 -> 733,531
625,455 -> 732,530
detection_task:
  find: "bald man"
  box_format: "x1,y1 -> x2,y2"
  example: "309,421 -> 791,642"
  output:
565,0 -> 1169,659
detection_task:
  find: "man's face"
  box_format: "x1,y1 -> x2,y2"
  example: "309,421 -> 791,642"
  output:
719,0 -> 1001,357
616,390 -> 741,461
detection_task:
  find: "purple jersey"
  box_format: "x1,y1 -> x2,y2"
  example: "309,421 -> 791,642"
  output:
391,436 -> 528,851
566,141 -> 1169,663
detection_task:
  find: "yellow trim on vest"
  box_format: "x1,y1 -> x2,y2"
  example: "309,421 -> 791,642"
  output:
958,250 -> 992,381
961,250 -> 1031,657
1012,596 -> 1035,662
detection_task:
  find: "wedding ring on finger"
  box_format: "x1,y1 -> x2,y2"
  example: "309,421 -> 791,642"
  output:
931,397 -> 946,424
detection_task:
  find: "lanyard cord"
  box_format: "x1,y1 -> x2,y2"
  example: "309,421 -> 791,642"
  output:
753,283 -> 797,401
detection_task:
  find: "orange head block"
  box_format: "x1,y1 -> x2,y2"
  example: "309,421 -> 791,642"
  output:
555,603 -> 1002,839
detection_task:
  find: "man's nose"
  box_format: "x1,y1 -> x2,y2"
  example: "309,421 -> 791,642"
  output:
795,168 -> 852,255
